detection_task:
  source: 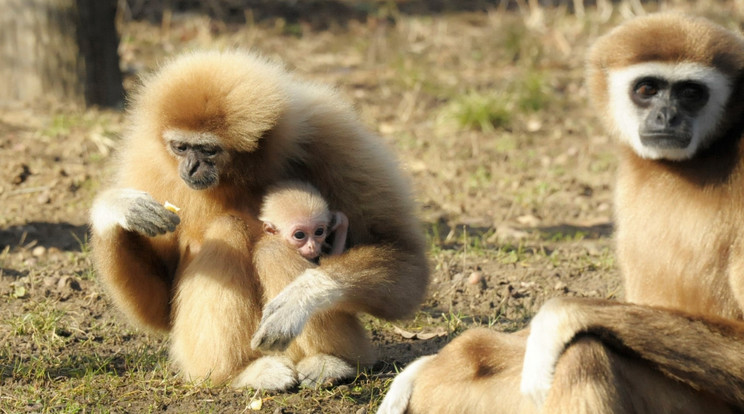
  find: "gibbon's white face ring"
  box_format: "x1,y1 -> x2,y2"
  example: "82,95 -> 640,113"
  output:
608,62 -> 731,160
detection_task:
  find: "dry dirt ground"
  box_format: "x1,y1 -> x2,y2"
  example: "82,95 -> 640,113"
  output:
0,1 -> 739,413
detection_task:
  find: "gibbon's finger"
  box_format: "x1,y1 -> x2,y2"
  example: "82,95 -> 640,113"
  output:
251,299 -> 300,351
126,197 -> 180,236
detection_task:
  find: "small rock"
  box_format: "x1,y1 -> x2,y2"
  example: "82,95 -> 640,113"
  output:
36,192 -> 51,204
32,246 -> 46,257
57,276 -> 82,291
248,397 -> 262,411
11,164 -> 31,185
526,118 -> 542,132
516,214 -> 541,227
43,276 -> 60,287
467,271 -> 483,285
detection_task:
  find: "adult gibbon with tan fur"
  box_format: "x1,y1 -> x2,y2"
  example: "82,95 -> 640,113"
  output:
378,13 -> 744,414
89,50 -> 429,390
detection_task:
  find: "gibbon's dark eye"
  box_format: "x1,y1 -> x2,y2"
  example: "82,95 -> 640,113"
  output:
635,80 -> 659,98
314,227 -> 326,237
170,141 -> 188,154
293,231 -> 306,241
677,82 -> 708,102
201,146 -> 221,157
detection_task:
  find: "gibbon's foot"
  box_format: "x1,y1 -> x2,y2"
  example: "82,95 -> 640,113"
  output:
520,298 -> 578,409
231,356 -> 297,391
297,354 -> 356,388
376,355 -> 434,414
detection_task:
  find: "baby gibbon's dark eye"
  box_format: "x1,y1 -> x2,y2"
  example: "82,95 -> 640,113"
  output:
314,227 -> 326,237
293,231 -> 306,240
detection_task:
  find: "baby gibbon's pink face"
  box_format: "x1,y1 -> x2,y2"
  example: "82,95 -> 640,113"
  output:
285,220 -> 329,260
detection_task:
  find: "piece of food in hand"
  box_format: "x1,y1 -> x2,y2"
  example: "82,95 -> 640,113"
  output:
164,201 -> 181,213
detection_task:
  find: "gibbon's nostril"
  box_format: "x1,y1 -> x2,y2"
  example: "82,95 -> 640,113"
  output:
188,159 -> 200,176
655,107 -> 680,127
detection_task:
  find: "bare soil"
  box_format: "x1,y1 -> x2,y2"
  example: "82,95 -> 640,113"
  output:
0,2 -> 736,413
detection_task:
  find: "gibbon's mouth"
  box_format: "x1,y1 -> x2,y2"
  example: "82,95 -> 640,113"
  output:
181,175 -> 219,190
640,132 -> 692,149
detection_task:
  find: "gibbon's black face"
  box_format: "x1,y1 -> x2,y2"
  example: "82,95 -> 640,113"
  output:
608,62 -> 731,161
630,77 -> 710,150
169,140 -> 225,190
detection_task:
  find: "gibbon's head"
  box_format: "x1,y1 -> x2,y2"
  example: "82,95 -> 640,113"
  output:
259,181 -> 333,260
587,13 -> 744,160
133,50 -> 289,190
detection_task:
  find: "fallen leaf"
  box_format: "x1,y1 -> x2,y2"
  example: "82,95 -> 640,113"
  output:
393,325 -> 447,340
12,285 -> 27,299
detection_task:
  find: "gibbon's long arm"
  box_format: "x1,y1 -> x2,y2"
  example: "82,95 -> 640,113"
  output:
252,242 -> 429,351
521,297 -> 744,409
90,188 -> 180,330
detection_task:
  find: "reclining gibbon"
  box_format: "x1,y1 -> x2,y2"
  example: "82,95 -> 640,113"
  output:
89,50 -> 429,390
378,13 -> 744,414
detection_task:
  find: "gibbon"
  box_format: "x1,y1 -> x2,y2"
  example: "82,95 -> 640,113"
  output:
89,50 -> 429,390
259,180 -> 349,261
378,13 -> 744,414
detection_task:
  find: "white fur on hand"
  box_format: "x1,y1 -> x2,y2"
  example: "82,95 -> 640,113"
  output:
376,355 -> 434,414
251,268 -> 343,351
520,298 -> 583,409
90,188 -> 179,237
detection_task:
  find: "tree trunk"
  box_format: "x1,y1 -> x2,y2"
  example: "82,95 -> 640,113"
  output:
0,0 -> 124,108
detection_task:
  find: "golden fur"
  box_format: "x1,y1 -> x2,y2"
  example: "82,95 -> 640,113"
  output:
378,13 -> 744,414
90,50 -> 429,387
259,181 -> 331,228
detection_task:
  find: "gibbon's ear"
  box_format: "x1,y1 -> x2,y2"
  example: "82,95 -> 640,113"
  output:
263,221 -> 279,235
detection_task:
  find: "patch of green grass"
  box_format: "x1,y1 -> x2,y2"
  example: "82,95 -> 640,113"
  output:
492,135 -> 518,153
515,71 -> 551,112
71,232 -> 90,256
8,301 -> 66,348
512,179 -> 559,209
439,310 -> 469,336
494,243 -> 530,265
467,165 -> 492,191
41,113 -> 83,138
589,151 -> 617,173
439,90 -> 512,132
501,20 -> 545,65
425,225 -> 445,255
392,131 -> 421,152
437,71 -> 550,134
543,230 -> 587,243
582,246 -> 616,273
